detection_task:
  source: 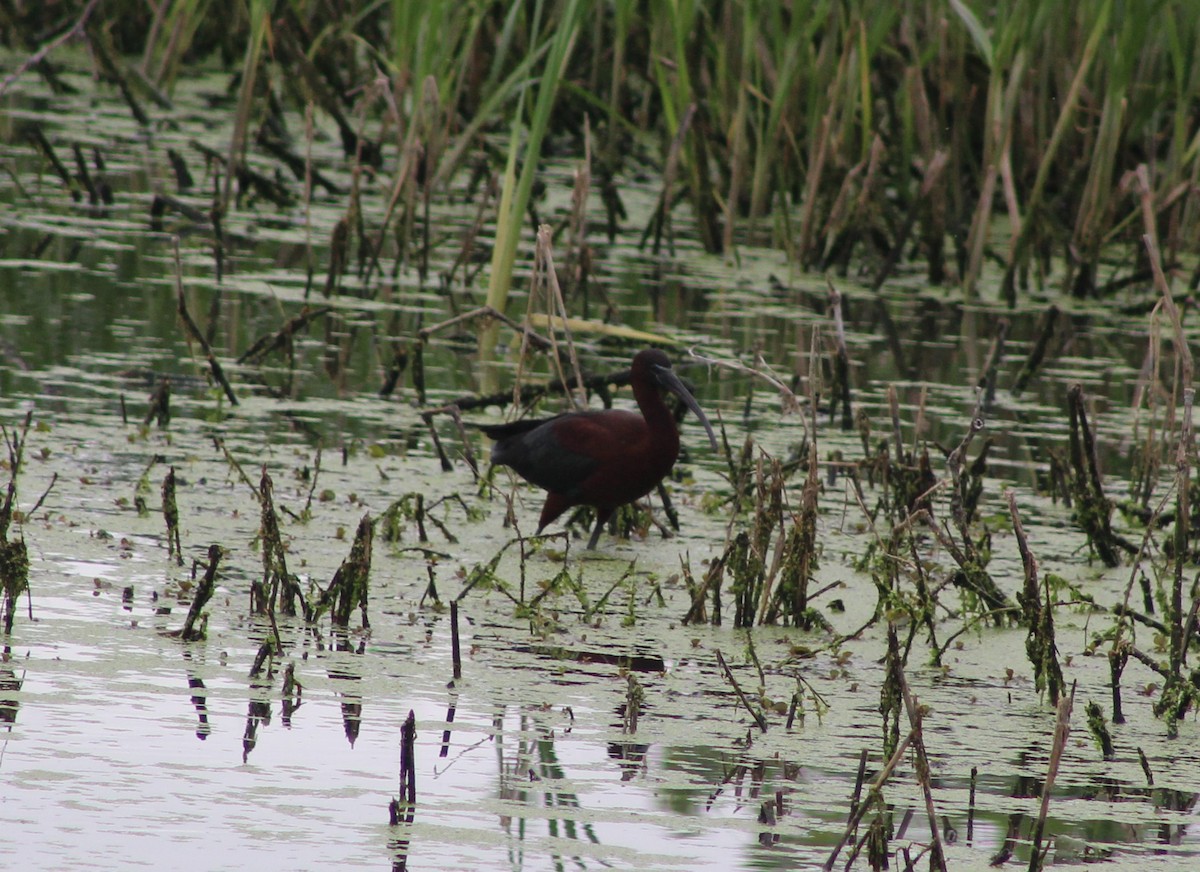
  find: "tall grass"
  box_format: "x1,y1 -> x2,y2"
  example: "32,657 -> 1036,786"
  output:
9,0 -> 1200,303
220,0 -> 270,214
485,0 -> 584,319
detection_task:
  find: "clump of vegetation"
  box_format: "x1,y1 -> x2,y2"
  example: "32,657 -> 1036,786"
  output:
313,513 -> 375,634
167,544 -> 222,642
0,413 -> 36,635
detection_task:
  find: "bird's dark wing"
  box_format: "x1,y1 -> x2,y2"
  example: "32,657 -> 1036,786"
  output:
484,413 -> 617,497
475,415 -> 565,442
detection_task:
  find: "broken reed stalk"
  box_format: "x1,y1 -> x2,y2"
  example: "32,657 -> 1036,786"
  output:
976,317 -> 1009,413
687,351 -> 803,419
417,306 -> 553,353
1130,327 -> 1166,512
316,513 -> 374,631
258,468 -> 308,620
237,305 -> 332,367
380,492 -> 463,550
1009,490 -> 1063,705
301,447 -> 322,522
516,226 -> 585,410
898,672 -> 948,872
144,376 -> 170,427
715,649 -> 768,732
389,709 -> 418,825
86,25 -> 150,127
174,544 -> 221,642
826,282 -> 853,430
968,765 -> 978,844
173,239 -> 238,406
25,472 -> 56,525
454,539 -> 516,603
1084,700 -> 1115,760
410,339 -> 425,405
1028,683 -> 1075,872
450,600 -> 462,681
1065,384 -> 1121,566
945,397 -> 984,531
847,748 -> 869,823
624,674 -> 643,733
1011,305 -> 1059,397
281,661 -> 301,726
823,727 -> 917,871
735,454 -> 783,626
681,550 -> 725,626
214,437 -> 261,501
1109,644 -> 1129,724
422,406 -> 477,480
887,383 -> 904,465
1145,232 -> 1199,734
880,622 -> 904,759
422,417 -> 453,473
414,307 -> 555,407
24,125 -> 77,199
162,466 -> 183,566
1137,747 -> 1154,787
699,436 -> 819,630
775,443 -> 820,626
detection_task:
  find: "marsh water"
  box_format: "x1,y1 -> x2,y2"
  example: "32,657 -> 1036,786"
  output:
2,52 -> 1199,871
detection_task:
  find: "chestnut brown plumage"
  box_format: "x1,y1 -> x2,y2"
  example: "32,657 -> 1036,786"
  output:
481,349 -> 718,549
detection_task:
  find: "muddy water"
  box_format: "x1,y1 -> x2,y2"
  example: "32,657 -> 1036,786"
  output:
2,50 -> 1199,870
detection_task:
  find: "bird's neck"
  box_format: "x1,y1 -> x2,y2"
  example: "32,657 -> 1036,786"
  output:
634,384 -> 680,450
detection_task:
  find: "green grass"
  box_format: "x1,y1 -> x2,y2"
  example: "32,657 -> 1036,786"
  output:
7,0 -> 1200,303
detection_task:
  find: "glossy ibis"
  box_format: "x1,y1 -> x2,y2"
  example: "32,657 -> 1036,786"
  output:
481,349 -> 719,549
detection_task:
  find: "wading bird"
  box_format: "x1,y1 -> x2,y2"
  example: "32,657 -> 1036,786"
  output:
481,349 -> 719,549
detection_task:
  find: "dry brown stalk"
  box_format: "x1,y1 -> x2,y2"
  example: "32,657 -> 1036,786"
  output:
899,672 -> 947,872
1028,683 -> 1076,872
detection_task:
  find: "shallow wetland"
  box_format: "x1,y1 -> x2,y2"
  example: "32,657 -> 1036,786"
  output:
3,8 -> 1200,871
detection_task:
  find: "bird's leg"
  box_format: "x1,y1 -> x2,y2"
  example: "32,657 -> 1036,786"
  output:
586,509 -> 614,550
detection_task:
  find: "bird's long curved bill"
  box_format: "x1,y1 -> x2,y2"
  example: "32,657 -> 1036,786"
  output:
660,369 -> 719,451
